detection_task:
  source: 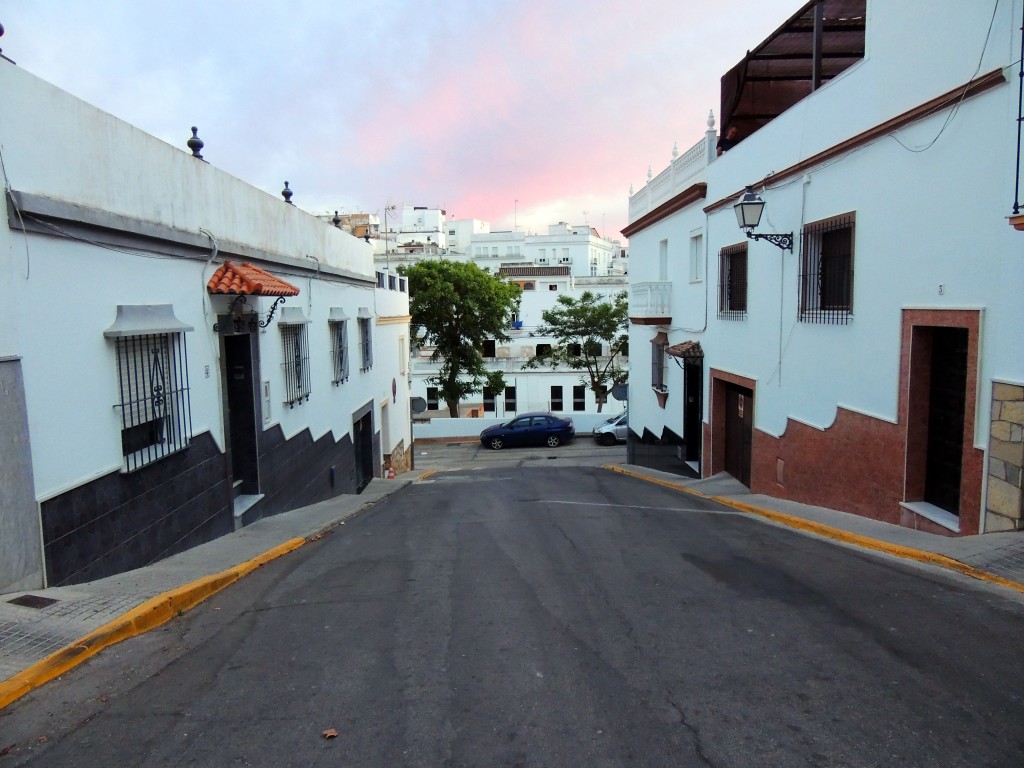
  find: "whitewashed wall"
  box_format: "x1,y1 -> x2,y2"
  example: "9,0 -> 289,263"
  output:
0,61 -> 409,500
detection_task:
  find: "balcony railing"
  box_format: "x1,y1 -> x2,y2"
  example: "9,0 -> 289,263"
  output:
630,282 -> 672,319
628,121 -> 717,223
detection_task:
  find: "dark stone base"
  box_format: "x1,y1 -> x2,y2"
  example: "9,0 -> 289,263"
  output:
40,432 -> 232,587
626,427 -> 699,478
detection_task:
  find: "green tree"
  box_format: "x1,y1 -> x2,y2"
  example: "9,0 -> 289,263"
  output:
523,290 -> 629,412
401,259 -> 521,417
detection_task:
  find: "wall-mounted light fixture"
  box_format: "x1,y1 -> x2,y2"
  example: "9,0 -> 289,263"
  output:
733,186 -> 793,252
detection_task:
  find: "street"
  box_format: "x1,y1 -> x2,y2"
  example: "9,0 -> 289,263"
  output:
3,462 -> 1023,767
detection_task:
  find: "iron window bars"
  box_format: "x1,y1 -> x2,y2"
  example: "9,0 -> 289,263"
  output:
799,213 -> 855,325
280,324 -> 311,407
115,333 -> 193,472
718,243 -> 748,319
359,317 -> 374,371
651,336 -> 668,392
330,320 -> 349,385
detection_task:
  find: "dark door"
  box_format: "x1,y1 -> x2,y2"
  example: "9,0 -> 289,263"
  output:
924,328 -> 968,514
684,359 -> 703,463
353,410 -> 374,493
724,384 -> 753,487
223,333 -> 259,496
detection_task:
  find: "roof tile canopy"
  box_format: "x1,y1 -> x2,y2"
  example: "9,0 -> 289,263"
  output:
207,261 -> 300,296
666,341 -> 704,359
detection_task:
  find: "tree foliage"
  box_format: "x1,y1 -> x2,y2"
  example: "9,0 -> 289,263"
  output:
523,290 -> 629,412
400,259 -> 521,417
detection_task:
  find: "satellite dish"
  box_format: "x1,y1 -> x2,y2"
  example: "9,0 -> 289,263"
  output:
410,396 -> 427,414
611,383 -> 628,401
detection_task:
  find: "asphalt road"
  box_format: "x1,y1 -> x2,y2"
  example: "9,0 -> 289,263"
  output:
4,464 -> 1024,767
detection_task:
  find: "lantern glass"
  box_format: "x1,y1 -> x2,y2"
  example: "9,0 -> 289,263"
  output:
733,187 -> 765,229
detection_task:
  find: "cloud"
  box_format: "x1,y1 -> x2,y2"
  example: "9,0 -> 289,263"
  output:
4,0 -> 801,238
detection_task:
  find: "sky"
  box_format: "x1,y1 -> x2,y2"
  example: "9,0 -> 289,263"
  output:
2,0 -> 801,241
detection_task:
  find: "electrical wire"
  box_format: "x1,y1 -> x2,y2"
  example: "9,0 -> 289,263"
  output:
889,0 -> 1000,153
0,142 -> 31,278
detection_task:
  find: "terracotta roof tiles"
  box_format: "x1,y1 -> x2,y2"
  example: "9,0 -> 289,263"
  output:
207,261 -> 300,297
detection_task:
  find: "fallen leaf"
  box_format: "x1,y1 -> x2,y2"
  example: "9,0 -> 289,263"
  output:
97,695 -> 109,703
37,736 -> 47,744
321,728 -> 339,739
0,744 -> 16,756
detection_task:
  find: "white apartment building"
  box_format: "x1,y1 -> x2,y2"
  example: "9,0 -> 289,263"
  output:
0,61 -> 411,590
624,0 -> 1024,536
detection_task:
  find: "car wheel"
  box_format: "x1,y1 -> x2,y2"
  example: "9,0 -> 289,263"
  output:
546,434 -> 561,448
488,436 -> 504,450
599,432 -> 617,446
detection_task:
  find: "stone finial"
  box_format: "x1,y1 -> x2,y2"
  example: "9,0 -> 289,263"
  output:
187,126 -> 204,159
672,141 -> 679,160
282,182 -> 294,204
332,210 -> 342,227
629,184 -> 634,197
707,110 -> 716,130
647,166 -> 653,182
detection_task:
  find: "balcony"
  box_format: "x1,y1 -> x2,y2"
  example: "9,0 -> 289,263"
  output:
628,129 -> 716,224
629,282 -> 672,325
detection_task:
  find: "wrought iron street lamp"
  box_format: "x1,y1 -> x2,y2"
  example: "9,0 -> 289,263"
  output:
733,186 -> 793,251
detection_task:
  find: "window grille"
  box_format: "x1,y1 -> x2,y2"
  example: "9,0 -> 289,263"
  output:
280,324 -> 311,407
651,336 -> 667,392
551,385 -> 564,411
536,343 -> 552,356
358,317 -> 374,371
330,320 -> 349,385
568,343 -> 582,357
573,385 -> 586,411
504,386 -> 517,412
483,387 -> 496,412
800,213 -> 855,324
483,339 -> 496,357
718,243 -> 748,319
114,333 -> 193,472
427,386 -> 439,410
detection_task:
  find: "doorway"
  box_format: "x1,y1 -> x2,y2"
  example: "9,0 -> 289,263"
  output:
353,407 -> 375,493
724,383 -> 753,487
923,327 -> 969,515
222,333 -> 260,497
683,358 -> 703,466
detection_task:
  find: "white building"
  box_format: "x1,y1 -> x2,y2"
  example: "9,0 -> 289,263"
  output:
624,0 -> 1024,536
0,61 -> 411,591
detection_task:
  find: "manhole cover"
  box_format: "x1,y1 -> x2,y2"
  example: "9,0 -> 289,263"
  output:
8,594 -> 59,609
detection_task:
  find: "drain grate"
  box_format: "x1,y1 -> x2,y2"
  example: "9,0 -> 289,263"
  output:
8,594 -> 59,609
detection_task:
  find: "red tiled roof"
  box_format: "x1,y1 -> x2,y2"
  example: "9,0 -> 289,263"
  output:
497,266 -> 571,277
207,261 -> 300,296
666,340 -> 704,359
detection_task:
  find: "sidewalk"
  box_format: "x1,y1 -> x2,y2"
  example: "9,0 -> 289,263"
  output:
0,477 -> 414,710
3,464 -> 1023,712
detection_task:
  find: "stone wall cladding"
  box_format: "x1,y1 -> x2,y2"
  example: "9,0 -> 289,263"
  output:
986,381 -> 1024,531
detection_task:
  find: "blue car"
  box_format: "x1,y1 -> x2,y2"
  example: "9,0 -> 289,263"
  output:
480,412 -> 575,450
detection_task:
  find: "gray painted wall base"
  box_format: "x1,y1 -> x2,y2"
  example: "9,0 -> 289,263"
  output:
0,358 -> 43,592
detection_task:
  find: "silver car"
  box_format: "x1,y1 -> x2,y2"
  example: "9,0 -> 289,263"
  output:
593,411 -> 628,445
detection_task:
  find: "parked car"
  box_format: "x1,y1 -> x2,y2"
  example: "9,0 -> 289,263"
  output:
480,412 -> 575,450
593,410 -> 628,445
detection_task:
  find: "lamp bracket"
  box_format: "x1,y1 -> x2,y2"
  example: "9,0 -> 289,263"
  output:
746,230 -> 793,252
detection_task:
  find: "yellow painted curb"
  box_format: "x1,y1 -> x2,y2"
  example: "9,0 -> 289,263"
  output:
417,469 -> 438,480
0,537 -> 306,711
603,465 -> 1024,595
